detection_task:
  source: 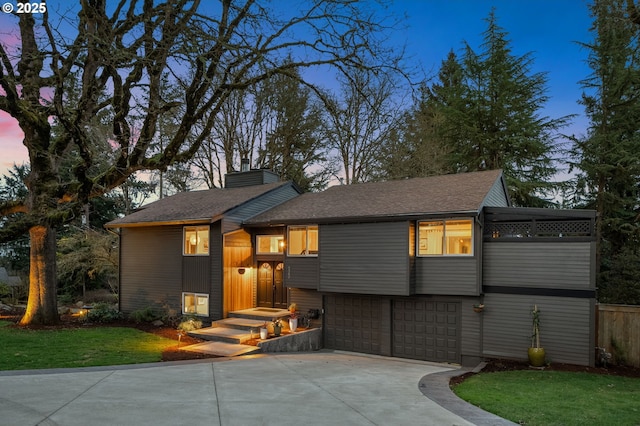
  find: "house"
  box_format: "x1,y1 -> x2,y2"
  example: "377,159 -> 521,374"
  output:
106,168 -> 596,367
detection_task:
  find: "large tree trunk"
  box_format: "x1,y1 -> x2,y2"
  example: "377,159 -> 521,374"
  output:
19,225 -> 59,325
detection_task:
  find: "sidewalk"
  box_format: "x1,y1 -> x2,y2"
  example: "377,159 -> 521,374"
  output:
0,351 -> 498,425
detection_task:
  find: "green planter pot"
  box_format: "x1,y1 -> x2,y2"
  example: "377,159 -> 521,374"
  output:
528,347 -> 546,367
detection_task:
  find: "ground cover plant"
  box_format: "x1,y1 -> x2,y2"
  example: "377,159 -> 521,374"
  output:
452,363 -> 640,426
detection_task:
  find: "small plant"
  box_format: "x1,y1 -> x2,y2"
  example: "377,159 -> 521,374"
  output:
272,318 -> 283,328
87,302 -> 123,323
129,306 -> 160,323
177,315 -> 203,332
531,304 -> 541,348
288,303 -> 298,318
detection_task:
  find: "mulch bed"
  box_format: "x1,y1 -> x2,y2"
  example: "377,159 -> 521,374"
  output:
450,357 -> 640,387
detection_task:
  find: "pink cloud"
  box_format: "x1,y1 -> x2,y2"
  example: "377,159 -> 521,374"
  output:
0,111 -> 28,176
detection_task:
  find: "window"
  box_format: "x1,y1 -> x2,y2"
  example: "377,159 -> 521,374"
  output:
182,292 -> 209,316
418,219 -> 473,256
287,225 -> 318,256
183,226 -> 209,255
256,235 -> 285,254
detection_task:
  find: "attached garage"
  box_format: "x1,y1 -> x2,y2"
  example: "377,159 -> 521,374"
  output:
392,299 -> 460,363
323,295 -> 386,355
324,294 -> 461,363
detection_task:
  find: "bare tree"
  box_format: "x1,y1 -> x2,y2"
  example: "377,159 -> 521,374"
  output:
323,69 -> 402,184
0,0 -> 402,325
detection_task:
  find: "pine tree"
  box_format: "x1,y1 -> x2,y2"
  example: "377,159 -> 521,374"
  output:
453,10 -> 569,206
572,0 -> 640,303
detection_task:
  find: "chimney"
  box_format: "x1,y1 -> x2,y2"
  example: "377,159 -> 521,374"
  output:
240,158 -> 250,172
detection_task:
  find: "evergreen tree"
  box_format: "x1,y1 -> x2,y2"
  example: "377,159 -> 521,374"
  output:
572,0 -> 640,304
387,11 -> 570,206
454,10 -> 569,206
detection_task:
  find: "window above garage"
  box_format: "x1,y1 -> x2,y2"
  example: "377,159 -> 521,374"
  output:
418,219 -> 473,256
288,225 -> 318,256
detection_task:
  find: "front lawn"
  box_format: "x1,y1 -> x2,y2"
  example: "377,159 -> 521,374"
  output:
0,321 -> 179,370
453,370 -> 640,426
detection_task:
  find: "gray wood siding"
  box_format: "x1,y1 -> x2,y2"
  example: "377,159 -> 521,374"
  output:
182,256 -> 211,293
284,257 -> 319,289
120,226 -> 183,314
481,176 -> 510,207
414,257 -> 479,295
225,169 -> 280,188
319,222 -> 410,295
483,242 -> 594,289
223,184 -> 300,233
210,221 -> 223,320
289,288 -> 323,327
482,294 -> 594,366
460,296 -> 482,365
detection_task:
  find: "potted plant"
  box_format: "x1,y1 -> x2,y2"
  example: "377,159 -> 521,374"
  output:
272,318 -> 283,336
288,303 -> 298,332
473,303 -> 484,313
528,304 -> 546,367
260,322 -> 268,340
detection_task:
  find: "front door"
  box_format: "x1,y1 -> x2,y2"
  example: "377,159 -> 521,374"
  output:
257,261 -> 287,308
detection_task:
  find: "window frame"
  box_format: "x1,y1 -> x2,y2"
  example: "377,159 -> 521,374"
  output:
287,225 -> 319,257
256,235 -> 285,255
182,292 -> 209,316
417,218 -> 474,257
183,225 -> 210,256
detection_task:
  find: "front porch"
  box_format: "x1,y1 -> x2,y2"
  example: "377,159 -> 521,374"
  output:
180,308 -> 321,357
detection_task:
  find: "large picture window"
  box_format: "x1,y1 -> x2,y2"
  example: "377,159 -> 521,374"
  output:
182,292 -> 209,316
183,226 -> 209,255
287,225 -> 318,256
418,219 -> 473,256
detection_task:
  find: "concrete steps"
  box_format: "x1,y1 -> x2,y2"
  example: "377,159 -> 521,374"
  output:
181,308 -> 291,357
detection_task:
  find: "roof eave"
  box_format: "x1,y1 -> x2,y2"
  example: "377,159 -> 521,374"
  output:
245,209 -> 482,227
104,218 -> 213,229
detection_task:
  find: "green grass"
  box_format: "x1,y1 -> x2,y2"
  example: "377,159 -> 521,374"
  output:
0,321 -> 178,370
453,370 -> 640,425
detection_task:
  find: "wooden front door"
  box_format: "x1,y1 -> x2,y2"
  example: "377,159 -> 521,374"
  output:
257,261 -> 287,308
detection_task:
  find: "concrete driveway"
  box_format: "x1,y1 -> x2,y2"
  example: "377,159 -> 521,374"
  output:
0,351 -> 475,426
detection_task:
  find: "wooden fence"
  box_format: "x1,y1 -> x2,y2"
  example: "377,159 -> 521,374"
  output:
597,304 -> 640,367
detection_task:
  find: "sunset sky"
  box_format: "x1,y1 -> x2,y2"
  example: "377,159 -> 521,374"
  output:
0,0 -> 593,178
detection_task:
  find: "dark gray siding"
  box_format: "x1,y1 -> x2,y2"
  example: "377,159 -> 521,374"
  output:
120,226 -> 182,314
482,294 -> 594,366
415,257 -> 479,295
289,288 -> 323,327
460,296 -> 483,366
225,169 -> 280,188
223,184 -> 300,233
284,257 -> 319,289
182,257 -> 211,293
480,176 -> 510,207
210,221 -> 223,320
319,222 -> 410,295
484,242 -> 593,289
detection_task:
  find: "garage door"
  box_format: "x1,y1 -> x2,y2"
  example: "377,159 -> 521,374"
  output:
393,299 -> 460,363
324,295 -> 383,355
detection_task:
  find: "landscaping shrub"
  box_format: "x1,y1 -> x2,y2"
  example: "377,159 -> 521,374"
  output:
87,302 -> 123,323
177,316 -> 203,332
129,306 -> 160,323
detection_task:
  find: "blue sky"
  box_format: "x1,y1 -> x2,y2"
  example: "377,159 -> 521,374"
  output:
0,0 -> 594,177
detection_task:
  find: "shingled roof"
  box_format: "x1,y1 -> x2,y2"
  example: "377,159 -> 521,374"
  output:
105,181 -> 290,228
247,170 -> 507,225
